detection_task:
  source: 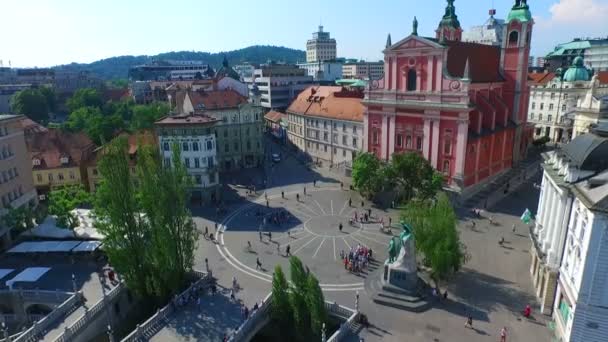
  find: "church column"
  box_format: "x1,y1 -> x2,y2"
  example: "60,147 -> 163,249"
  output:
392,58 -> 398,90
430,115 -> 440,168
435,56 -> 443,92
381,115 -> 388,161
427,57 -> 434,92
454,118 -> 468,181
423,118 -> 431,160
388,114 -> 396,158
548,196 -> 567,267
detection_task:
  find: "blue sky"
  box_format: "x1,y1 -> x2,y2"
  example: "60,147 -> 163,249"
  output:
1,0 -> 607,67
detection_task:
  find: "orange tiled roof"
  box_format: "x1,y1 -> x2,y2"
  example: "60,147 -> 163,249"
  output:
597,71 -> 608,85
287,86 -> 364,122
187,89 -> 247,111
20,117 -> 48,135
528,72 -> 556,85
90,130 -> 158,165
26,129 -> 96,170
264,110 -> 286,123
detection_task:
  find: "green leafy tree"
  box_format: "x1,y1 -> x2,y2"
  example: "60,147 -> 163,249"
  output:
352,152 -> 384,198
271,265 -> 292,337
95,138 -> 198,301
48,185 -> 91,228
10,89 -> 49,123
305,274 -> 327,339
65,107 -> 124,145
385,152 -> 443,202
2,205 -> 36,232
400,192 -> 468,288
108,79 -> 129,89
289,256 -> 311,341
95,138 -> 152,298
39,87 -> 57,113
130,102 -> 170,131
103,98 -> 134,122
67,88 -> 103,112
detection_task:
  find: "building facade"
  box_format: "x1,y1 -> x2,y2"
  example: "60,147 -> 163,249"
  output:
243,64 -> 313,110
155,115 -> 220,203
527,61 -> 608,143
0,115 -> 37,250
571,77 -> 608,138
545,38 -> 608,72
264,110 -> 287,145
0,84 -> 32,113
129,60 -> 214,81
342,62 -> 384,80
530,127 -> 608,341
286,86 -> 365,165
461,8 -> 505,46
306,25 -> 337,63
25,129 -> 96,198
364,0 -> 533,193
297,61 -> 343,82
178,89 -> 264,170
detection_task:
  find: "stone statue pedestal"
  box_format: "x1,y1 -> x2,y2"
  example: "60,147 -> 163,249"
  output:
382,261 -> 418,294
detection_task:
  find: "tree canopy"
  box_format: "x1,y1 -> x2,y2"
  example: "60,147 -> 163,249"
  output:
384,152 -> 444,202
64,106 -> 124,145
48,185 -> 92,229
400,192 -> 468,287
67,88 -> 103,112
95,138 -> 198,301
351,152 -> 384,198
10,88 -> 52,123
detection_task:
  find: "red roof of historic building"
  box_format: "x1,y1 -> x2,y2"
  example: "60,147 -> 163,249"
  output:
444,41 -> 504,83
597,71 -> 608,85
528,72 -> 556,85
103,88 -> 130,102
187,89 -> 247,111
264,110 -> 286,123
287,86 -> 365,122
26,129 -> 96,170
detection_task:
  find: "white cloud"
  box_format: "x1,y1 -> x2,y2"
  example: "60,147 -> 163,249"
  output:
538,0 -> 608,26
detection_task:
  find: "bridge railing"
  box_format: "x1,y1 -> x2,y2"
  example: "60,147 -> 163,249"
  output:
227,293 -> 272,342
326,302 -> 359,342
120,270 -> 212,342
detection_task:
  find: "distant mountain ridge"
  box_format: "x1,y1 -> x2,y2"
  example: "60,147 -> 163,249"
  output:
54,45 -> 306,80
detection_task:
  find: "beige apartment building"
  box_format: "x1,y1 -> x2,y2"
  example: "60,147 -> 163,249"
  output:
0,115 -> 37,249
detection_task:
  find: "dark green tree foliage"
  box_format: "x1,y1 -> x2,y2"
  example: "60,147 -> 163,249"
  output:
64,107 -> 124,145
2,206 -> 36,232
10,89 -> 50,123
270,265 -> 292,337
67,88 -> 103,112
306,274 -> 327,339
95,138 -> 198,301
39,87 -> 57,113
384,152 -> 443,202
289,256 -> 311,340
400,192 -> 468,287
351,153 -> 383,198
130,102 -> 170,131
48,185 -> 91,228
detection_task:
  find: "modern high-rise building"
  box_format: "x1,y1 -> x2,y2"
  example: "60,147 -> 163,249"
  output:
243,63 -> 313,110
306,26 -> 337,63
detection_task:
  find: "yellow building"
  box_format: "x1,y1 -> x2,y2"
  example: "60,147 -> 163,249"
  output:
25,128 -> 96,199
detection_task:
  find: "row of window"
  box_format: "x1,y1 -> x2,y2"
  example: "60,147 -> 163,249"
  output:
305,119 -> 359,134
165,156 -> 215,169
396,134 -> 424,151
36,170 -> 77,183
1,186 -> 24,207
371,130 -> 453,156
306,130 -> 359,147
305,142 -> 356,158
531,102 -> 566,112
1,144 -> 14,160
220,126 -> 262,138
529,113 -> 554,122
163,140 -> 214,152
0,167 -> 19,184
224,140 -> 260,153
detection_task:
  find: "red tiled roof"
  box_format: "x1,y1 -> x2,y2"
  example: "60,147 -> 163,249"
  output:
528,72 -> 556,85
91,130 -> 157,164
187,89 -> 247,111
155,114 -> 219,126
26,129 -> 96,169
20,117 -> 48,135
597,71 -> 608,85
103,88 -> 130,102
264,110 -> 286,123
287,86 -> 365,122
445,41 -> 503,83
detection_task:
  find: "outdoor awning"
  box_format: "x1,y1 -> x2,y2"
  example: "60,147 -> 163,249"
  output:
5,267 -> 51,289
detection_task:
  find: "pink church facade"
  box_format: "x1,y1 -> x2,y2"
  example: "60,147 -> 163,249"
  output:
364,0 -> 534,193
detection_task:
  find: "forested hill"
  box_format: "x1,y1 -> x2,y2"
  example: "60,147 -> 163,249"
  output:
54,45 -> 306,80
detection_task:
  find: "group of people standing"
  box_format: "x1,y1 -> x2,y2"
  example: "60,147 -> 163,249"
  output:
341,244 -> 373,273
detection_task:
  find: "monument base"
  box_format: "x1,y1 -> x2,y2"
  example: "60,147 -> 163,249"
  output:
382,262 -> 418,294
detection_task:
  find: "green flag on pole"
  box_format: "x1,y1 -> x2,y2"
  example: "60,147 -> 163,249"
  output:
521,208 -> 532,224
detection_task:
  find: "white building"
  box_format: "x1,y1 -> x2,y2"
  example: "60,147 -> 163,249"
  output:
527,58 -> 608,143
306,25 -> 337,63
531,127 -> 608,342
571,75 -> 608,139
243,64 -> 313,110
297,61 -> 343,82
461,9 -> 505,46
155,114 -> 220,203
286,86 -> 365,166
342,62 -> 384,80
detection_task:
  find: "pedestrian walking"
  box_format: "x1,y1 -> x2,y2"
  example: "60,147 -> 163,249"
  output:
465,315 -> 473,328
349,198 -> 352,207
276,243 -> 280,254
204,226 -> 209,238
281,190 -> 284,199
313,180 -> 316,187
215,222 -> 218,233
256,257 -> 262,270
388,216 -> 392,226
368,208 -> 372,217
266,200 -> 269,208
361,200 -> 364,208
268,231 -> 272,241
340,181 -> 344,189
500,327 -> 507,342
259,231 -> 262,241
304,186 -> 307,195
205,258 -> 209,272
339,222 -> 343,232
512,223 -> 516,233
286,244 -> 291,256
230,288 -> 235,301
296,193 -> 300,202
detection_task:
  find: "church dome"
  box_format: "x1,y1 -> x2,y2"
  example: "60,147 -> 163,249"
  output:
563,56 -> 591,82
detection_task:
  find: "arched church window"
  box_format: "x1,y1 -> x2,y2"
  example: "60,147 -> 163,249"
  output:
508,31 -> 519,46
407,69 -> 417,91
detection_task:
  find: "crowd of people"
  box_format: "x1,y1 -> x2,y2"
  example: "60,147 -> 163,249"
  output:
340,244 -> 373,274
